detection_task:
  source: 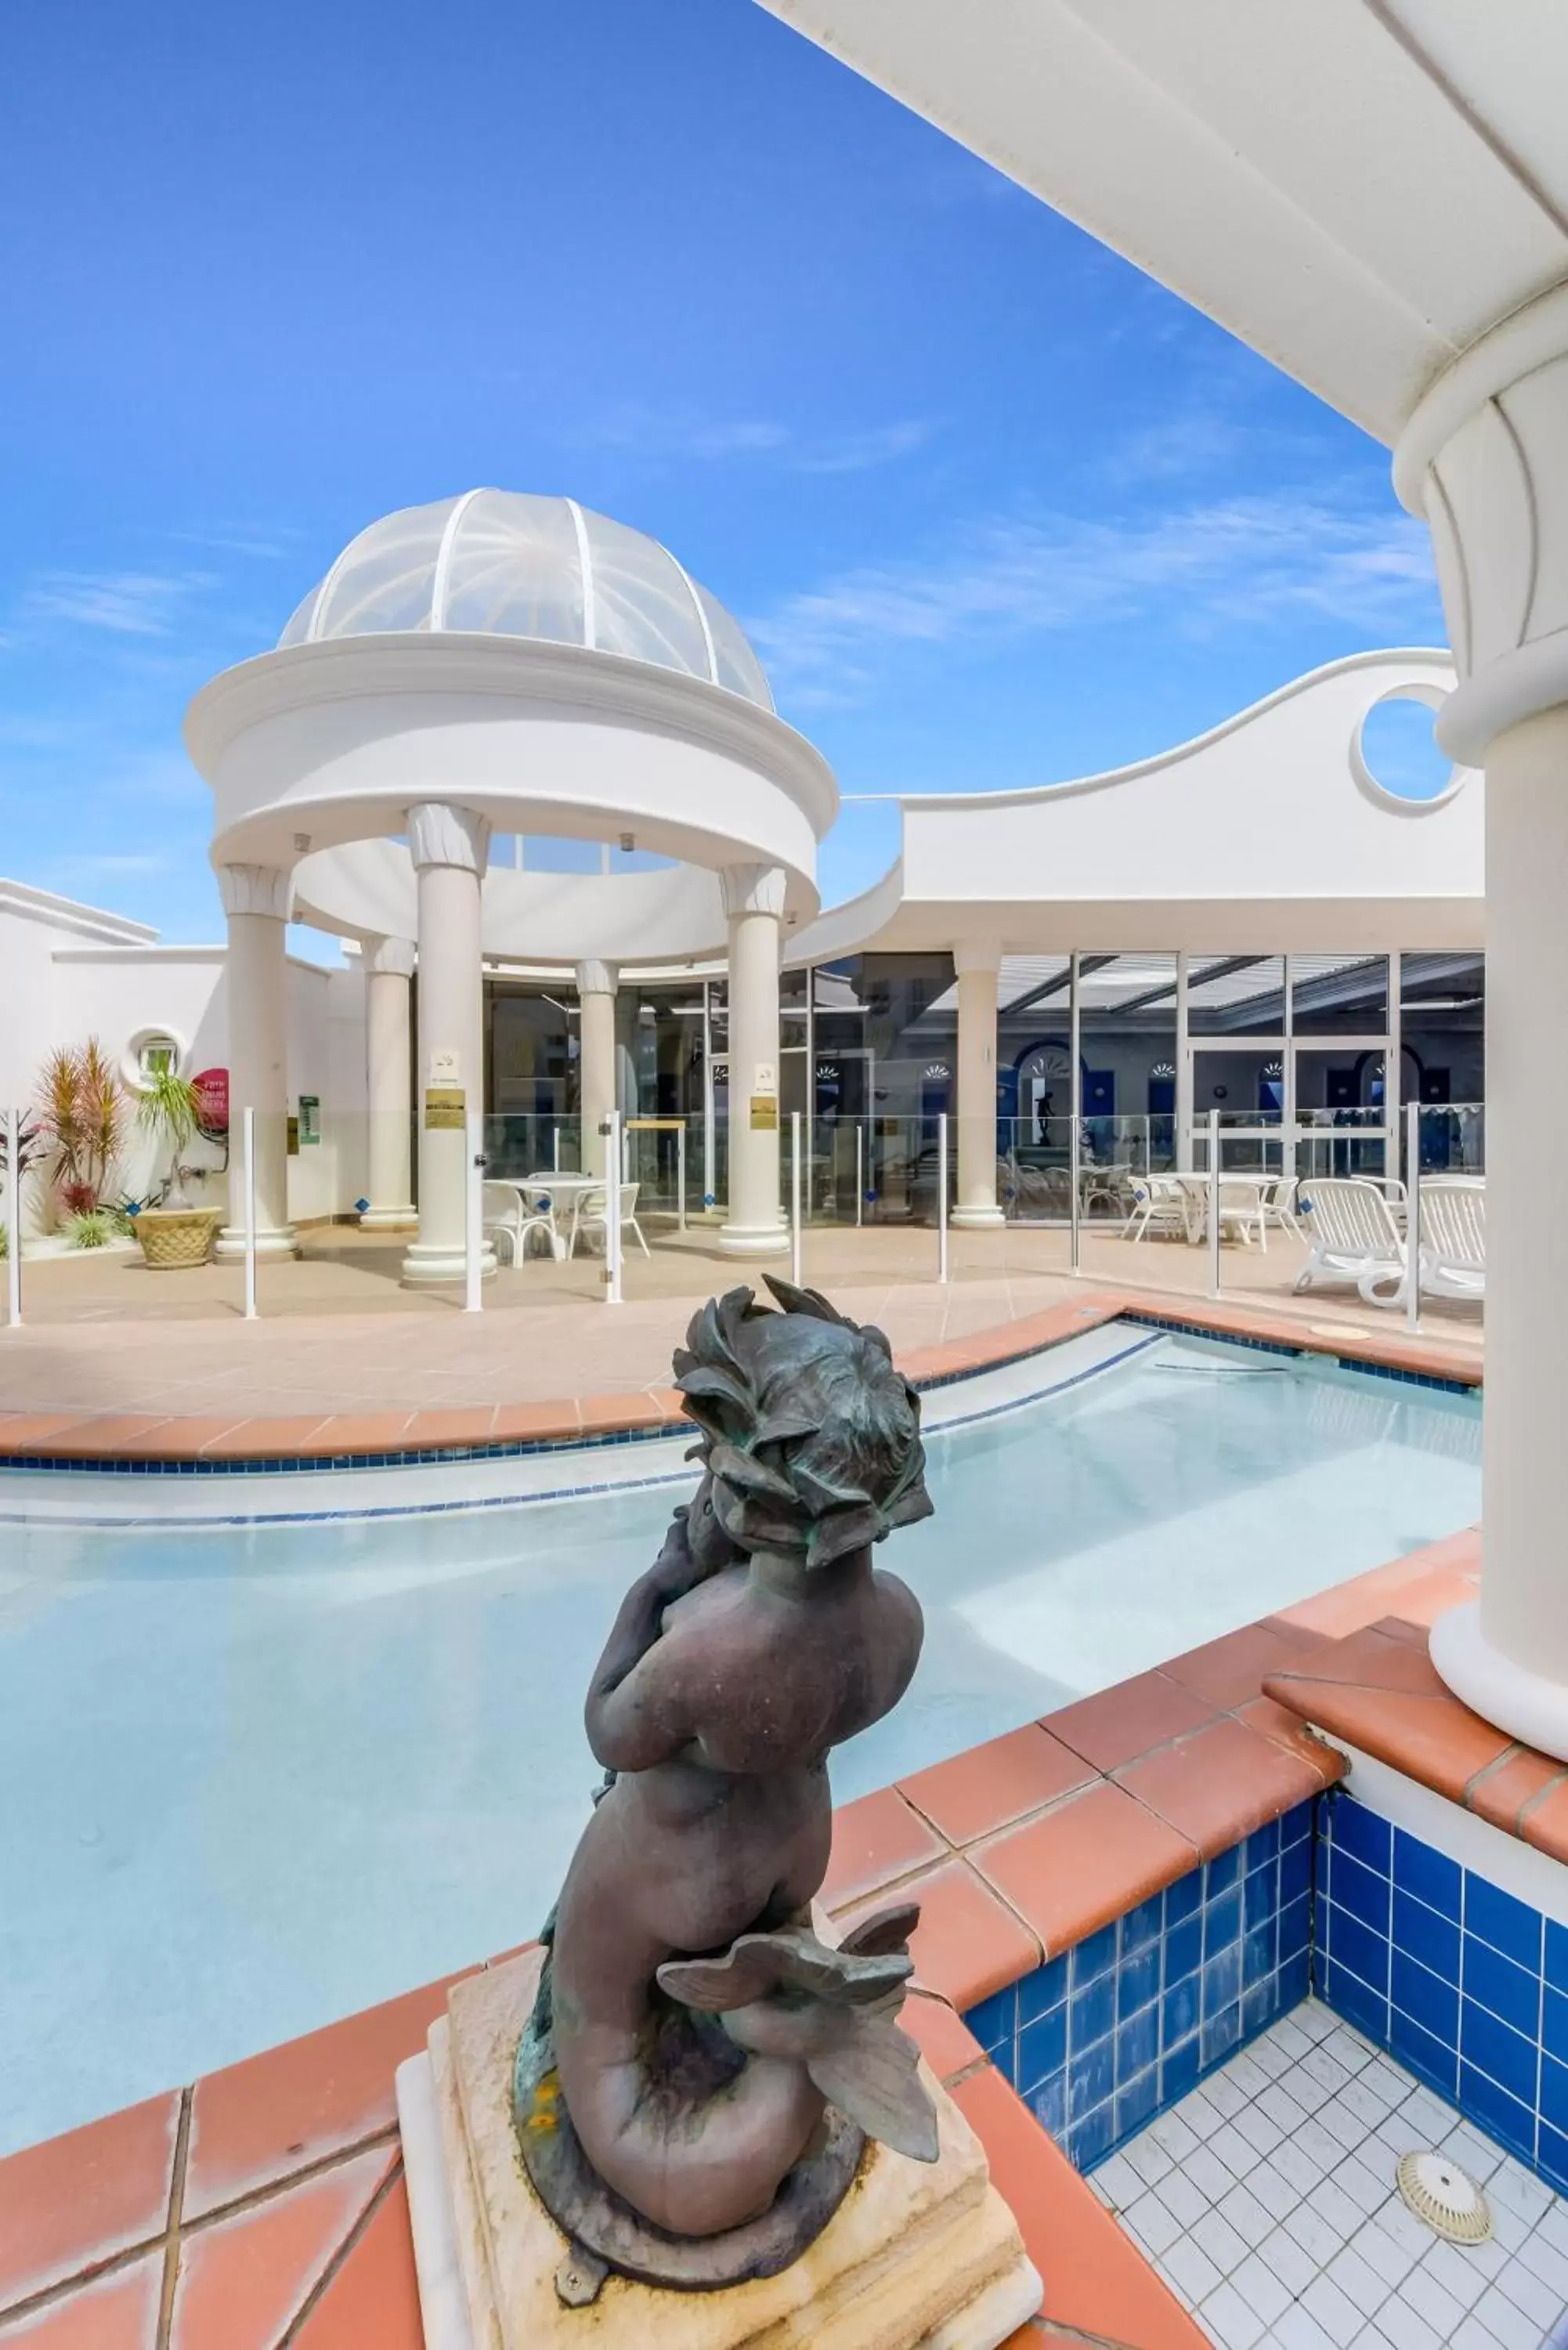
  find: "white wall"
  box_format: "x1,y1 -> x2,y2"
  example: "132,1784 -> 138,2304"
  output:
0,885 -> 372,1230
284,957 -> 368,1225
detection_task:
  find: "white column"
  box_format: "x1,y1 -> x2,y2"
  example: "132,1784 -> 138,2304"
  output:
1175,952 -> 1193,1171
401,803 -> 497,1286
1384,951 -> 1401,1199
718,862 -> 789,1257
215,864 -> 297,1260
576,960 -> 618,1180
1396,284 -> 1568,1757
359,935 -> 417,1231
952,940 -> 1004,1228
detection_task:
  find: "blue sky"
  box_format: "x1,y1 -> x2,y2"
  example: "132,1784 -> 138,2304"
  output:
0,0 -> 1447,956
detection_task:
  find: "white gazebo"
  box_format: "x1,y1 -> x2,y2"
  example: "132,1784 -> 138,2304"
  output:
753,0 -> 1568,1754
184,492 -> 836,1278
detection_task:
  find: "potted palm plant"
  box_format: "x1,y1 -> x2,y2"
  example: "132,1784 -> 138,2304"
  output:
132,1067 -> 223,1268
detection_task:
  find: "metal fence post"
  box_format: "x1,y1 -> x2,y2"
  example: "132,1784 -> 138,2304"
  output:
1406,1099 -> 1422,1332
855,1123 -> 864,1227
242,1105 -> 258,1321
938,1112 -> 950,1285
1208,1108 -> 1222,1301
464,1112 -> 483,1314
790,1111 -> 803,1286
604,1112 -> 623,1305
5,1107 -> 21,1329
1069,1109 -> 1081,1274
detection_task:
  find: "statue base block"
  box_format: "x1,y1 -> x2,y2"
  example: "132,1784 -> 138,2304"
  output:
398,1950 -> 1042,2350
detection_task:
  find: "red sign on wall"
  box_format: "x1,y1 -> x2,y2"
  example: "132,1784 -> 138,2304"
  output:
193,1067 -> 229,1135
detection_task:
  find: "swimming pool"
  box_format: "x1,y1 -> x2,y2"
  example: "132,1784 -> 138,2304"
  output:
0,1325 -> 1479,2154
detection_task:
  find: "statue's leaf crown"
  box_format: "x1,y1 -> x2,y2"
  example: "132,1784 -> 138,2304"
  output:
673,1277 -> 933,1571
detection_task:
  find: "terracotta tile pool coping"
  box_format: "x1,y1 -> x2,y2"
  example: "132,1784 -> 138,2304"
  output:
4,1530 -> 1500,2348
0,1286 -> 1480,1468
1263,1535 -> 1568,1865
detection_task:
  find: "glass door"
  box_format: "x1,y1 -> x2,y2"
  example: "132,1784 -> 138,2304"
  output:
1292,1042 -> 1390,1183
1187,1042 -> 1286,1172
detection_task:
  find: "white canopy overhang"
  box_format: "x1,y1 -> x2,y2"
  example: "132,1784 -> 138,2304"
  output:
753,0 -> 1568,446
791,650 -> 1481,964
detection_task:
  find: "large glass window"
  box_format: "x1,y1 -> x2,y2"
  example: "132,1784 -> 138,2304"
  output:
1400,952 -> 1484,1172
1075,954 -> 1179,1177
1187,957 -> 1285,1036
1289,955 -> 1389,1038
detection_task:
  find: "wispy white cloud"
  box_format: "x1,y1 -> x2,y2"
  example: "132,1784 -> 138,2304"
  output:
749,494 -> 1442,708
793,421 -> 936,475
168,526 -> 300,560
47,851 -> 172,879
17,569 -> 215,637
572,405 -> 936,475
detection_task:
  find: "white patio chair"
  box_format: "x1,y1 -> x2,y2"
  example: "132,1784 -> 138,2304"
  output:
1262,1177 -> 1303,1241
1418,1175 -> 1485,1300
481,1182 -> 558,1267
566,1181 -> 651,1260
1216,1177 -> 1269,1250
1293,1177 -> 1407,1306
1122,1173 -> 1193,1242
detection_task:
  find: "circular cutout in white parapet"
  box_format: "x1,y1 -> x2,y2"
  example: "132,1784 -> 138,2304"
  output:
1397,2149 -> 1492,2243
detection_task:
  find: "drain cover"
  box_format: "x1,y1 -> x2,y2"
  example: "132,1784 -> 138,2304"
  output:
1397,2149 -> 1492,2243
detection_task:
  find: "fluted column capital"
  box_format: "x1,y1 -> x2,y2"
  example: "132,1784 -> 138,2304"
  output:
1395,280 -> 1568,766
364,934 -> 416,980
217,863 -> 291,920
406,802 -> 491,874
575,959 -> 619,998
719,862 -> 787,921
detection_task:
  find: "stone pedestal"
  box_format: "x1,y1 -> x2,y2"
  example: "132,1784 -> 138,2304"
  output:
397,1950 -> 1040,2350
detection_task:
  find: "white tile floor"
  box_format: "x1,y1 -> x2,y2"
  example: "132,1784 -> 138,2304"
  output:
1093,2001 -> 1568,2350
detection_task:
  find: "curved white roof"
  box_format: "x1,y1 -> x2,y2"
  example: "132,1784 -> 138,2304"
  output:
757,1 -> 1568,446
277,490 -> 774,710
790,650 -> 1482,965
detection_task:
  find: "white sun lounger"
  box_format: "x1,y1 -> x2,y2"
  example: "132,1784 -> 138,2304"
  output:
1294,1177 -> 1407,1307
1418,1175 -> 1485,1301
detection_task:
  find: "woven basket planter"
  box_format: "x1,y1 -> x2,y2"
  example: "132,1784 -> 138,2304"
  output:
135,1207 -> 222,1270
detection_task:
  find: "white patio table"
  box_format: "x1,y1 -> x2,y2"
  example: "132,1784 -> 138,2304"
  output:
1168,1170 -> 1275,1248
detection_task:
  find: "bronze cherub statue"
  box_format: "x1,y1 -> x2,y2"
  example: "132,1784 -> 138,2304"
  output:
515,1278 -> 940,2290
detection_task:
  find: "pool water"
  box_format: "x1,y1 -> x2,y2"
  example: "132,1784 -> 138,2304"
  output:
0,1329 -> 1479,2153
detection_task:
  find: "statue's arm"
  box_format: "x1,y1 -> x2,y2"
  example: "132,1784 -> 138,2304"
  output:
583,1519 -> 703,1770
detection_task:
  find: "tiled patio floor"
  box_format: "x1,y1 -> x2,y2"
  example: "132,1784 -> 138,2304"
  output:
0,1221 -> 1479,1435
1099,1999 -> 1568,2350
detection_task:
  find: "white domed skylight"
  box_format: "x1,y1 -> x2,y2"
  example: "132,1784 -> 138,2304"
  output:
277,490 -> 773,710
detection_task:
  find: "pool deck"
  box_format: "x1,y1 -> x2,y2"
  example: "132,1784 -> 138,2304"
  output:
0,1525 -> 1495,2350
0,1269 -> 1480,1468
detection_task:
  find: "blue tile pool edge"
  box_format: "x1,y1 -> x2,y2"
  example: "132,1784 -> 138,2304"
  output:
1316,1785 -> 1568,2196
963,1799 -> 1317,2173
963,1777 -> 1568,2204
